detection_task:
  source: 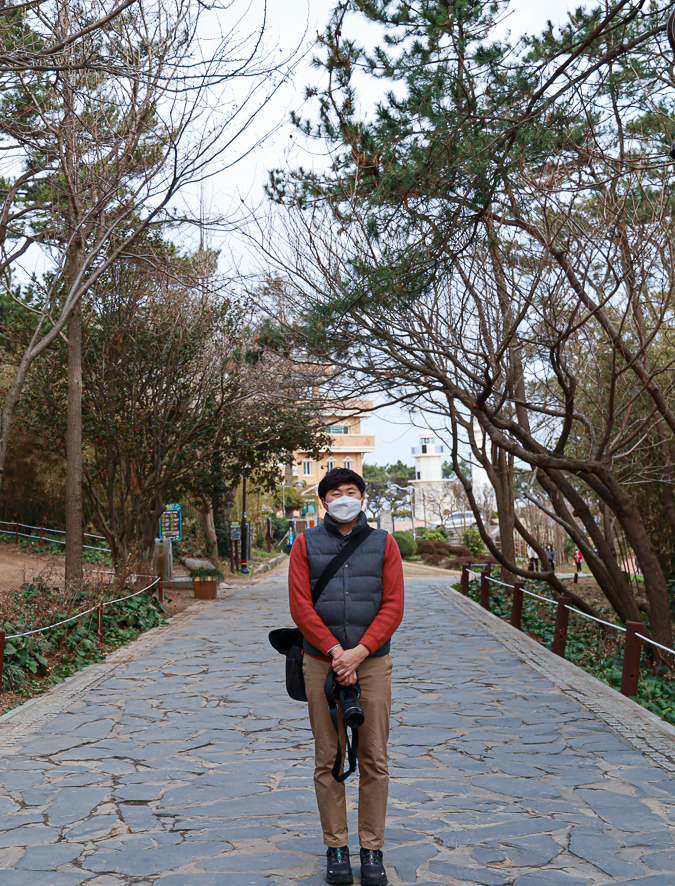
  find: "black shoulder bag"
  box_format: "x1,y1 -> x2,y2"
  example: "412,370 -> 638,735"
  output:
268,526 -> 374,702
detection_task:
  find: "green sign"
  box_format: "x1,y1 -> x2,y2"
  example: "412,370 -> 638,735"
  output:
159,503 -> 182,540
230,520 -> 241,541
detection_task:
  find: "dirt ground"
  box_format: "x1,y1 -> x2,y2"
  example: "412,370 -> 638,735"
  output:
0,543 -> 74,594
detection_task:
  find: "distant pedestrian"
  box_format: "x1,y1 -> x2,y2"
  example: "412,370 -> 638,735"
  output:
573,549 -> 583,572
545,543 -> 556,570
527,544 -> 539,571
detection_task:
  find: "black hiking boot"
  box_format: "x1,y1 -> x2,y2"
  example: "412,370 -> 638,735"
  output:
326,846 -> 353,885
360,848 -> 388,885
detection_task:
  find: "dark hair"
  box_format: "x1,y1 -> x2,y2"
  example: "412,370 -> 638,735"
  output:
318,467 -> 365,500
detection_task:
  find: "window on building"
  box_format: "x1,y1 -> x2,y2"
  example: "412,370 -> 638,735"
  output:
421,436 -> 433,445
343,458 -> 352,470
303,460 -> 312,476
417,470 -> 421,479
328,424 -> 349,434
326,459 -> 335,471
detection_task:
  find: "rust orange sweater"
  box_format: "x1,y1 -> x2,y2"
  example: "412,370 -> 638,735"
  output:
288,531 -> 404,660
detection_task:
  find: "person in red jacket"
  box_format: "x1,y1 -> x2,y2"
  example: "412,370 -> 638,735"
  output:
289,467 -> 404,886
574,549 -> 583,573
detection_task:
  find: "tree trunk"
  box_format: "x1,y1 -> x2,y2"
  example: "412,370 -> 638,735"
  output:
65,299 -> 83,586
538,469 -> 643,625
195,498 -> 219,563
492,446 -> 516,586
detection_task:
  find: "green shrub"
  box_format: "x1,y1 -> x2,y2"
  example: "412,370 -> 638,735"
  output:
417,528 -> 447,541
392,531 -> 416,558
462,526 -> 485,557
190,566 -> 224,581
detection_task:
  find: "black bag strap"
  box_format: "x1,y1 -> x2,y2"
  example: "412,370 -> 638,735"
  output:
311,526 -> 375,607
324,670 -> 359,782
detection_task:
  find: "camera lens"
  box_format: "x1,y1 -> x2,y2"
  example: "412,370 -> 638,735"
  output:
339,687 -> 364,729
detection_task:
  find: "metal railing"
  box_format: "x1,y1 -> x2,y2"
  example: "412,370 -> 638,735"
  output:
0,520 -> 111,553
460,563 -> 672,699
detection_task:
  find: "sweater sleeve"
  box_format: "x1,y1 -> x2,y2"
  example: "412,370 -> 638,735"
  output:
359,532 -> 405,654
288,533 -> 341,656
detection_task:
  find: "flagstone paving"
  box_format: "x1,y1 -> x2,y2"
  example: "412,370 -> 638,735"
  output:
0,568 -> 674,885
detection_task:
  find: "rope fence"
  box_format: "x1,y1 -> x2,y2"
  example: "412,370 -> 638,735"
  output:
0,519 -> 110,553
460,562 -> 674,699
0,576 -> 163,686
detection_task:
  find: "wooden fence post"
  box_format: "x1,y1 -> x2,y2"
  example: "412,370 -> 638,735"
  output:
480,568 -> 490,611
158,576 -> 164,603
96,601 -> 103,642
511,582 -> 524,630
621,622 -> 644,697
0,628 -> 5,689
552,596 -> 572,658
461,564 -> 469,596
15,522 -> 18,545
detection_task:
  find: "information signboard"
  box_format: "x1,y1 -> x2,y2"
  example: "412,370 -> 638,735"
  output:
230,520 -> 241,541
159,503 -> 182,540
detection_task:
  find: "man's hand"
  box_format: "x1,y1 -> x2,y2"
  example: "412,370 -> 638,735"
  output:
331,644 -> 369,685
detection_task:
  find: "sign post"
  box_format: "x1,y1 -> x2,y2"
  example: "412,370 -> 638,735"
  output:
230,521 -> 241,573
159,503 -> 182,541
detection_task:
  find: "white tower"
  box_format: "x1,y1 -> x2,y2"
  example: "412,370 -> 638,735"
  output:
411,430 -> 451,525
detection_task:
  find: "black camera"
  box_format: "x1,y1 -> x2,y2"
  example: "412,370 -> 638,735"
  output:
334,678 -> 364,729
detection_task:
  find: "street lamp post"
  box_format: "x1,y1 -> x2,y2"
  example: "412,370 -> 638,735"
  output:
390,483 -> 417,542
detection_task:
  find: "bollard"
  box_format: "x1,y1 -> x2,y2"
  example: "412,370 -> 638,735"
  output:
620,621 -> 644,697
158,575 -> 164,603
96,601 -> 103,642
552,596 -> 572,657
511,582 -> 524,630
480,569 -> 490,611
461,564 -> 469,595
574,571 -> 578,584
0,628 -> 5,689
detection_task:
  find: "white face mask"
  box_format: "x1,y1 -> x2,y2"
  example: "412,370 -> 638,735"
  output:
326,495 -> 362,523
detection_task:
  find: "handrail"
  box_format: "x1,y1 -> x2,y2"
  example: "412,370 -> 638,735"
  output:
5,577 -> 160,640
468,567 -> 626,631
0,520 -> 105,539
636,633 -> 675,658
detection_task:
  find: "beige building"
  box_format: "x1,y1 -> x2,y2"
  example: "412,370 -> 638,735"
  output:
292,399 -> 375,527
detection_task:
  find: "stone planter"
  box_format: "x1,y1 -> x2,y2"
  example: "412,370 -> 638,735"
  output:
193,578 -> 217,600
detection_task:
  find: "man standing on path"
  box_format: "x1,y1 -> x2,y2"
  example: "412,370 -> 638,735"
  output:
289,467 -> 404,886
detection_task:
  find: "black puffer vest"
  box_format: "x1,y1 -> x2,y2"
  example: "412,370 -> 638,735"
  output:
303,511 -> 389,657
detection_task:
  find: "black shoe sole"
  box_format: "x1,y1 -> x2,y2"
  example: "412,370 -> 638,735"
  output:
360,872 -> 388,886
326,874 -> 354,885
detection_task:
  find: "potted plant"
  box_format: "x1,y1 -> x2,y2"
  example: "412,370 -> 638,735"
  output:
190,566 -> 224,600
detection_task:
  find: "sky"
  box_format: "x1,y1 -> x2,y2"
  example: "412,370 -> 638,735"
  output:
207,0 -> 578,467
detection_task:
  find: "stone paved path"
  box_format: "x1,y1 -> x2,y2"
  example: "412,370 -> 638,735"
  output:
0,569 -> 674,885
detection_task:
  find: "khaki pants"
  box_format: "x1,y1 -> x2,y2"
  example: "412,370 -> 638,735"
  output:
303,653 -> 392,850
